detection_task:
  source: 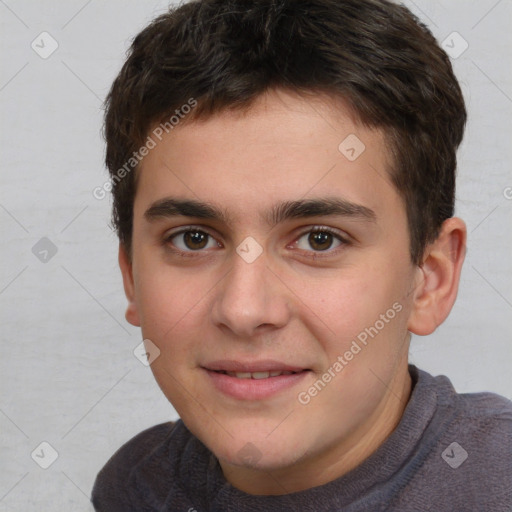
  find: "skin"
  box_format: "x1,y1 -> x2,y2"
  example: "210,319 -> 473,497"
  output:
119,89 -> 466,495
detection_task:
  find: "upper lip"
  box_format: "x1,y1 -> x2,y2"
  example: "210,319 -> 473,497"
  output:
202,359 -> 309,373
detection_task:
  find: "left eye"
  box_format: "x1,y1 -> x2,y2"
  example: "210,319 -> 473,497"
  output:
169,229 -> 220,251
294,229 -> 344,252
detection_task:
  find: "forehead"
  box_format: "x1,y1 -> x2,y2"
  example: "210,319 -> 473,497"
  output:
134,89 -> 400,226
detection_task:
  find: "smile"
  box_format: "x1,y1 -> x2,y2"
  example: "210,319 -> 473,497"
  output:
214,370 -> 299,379
202,360 -> 311,400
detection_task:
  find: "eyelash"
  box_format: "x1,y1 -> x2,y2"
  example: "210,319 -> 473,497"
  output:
291,226 -> 350,258
163,225 -> 350,259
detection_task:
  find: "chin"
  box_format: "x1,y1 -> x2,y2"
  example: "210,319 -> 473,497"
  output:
203,425 -> 307,470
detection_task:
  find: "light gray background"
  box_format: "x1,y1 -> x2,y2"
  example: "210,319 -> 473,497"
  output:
1,0 -> 511,510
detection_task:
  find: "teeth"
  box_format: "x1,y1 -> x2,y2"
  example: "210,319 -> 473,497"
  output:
252,371 -> 270,379
223,370 -> 297,379
226,371 -> 251,378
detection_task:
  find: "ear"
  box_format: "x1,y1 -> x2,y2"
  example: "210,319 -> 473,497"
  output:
407,217 -> 466,335
118,243 -> 141,327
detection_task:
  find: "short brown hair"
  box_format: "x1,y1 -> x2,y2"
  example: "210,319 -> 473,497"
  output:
104,0 -> 466,264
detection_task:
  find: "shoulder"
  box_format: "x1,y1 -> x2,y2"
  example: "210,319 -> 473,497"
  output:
416,365 -> 512,424
458,389 -> 512,421
389,368 -> 512,510
452,388 -> 512,452
419,369 -> 512,508
433,367 -> 512,432
91,421 -> 180,512
424,366 -> 512,449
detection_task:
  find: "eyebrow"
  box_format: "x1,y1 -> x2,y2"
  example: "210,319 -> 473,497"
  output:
145,197 -> 229,222
265,197 -> 376,226
144,197 -> 376,226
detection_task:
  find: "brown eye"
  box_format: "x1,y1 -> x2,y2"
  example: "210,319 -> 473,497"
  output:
294,228 -> 345,253
168,229 -> 219,252
308,231 -> 333,251
183,230 -> 208,250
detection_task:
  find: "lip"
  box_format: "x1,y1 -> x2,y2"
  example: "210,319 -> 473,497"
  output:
203,359 -> 307,373
201,360 -> 311,401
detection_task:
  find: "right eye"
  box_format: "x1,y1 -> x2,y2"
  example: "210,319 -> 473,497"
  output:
166,228 -> 222,253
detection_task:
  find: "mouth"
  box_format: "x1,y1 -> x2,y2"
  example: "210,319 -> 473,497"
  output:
201,360 -> 311,400
211,369 -> 302,379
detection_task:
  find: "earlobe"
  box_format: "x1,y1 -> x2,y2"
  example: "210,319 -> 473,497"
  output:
118,244 -> 141,327
407,217 -> 467,336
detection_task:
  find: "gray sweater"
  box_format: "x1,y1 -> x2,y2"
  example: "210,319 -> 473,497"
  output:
91,365 -> 512,511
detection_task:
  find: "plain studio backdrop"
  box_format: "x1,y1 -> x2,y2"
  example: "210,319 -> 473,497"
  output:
0,1 -> 511,510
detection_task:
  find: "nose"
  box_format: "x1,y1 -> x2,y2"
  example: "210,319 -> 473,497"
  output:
211,250 -> 291,339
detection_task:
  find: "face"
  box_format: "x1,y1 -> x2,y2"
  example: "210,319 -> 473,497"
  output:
122,90 -> 421,494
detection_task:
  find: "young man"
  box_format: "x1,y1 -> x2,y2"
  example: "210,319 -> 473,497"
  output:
92,0 -> 512,510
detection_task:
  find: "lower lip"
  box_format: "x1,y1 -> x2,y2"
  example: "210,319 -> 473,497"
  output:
203,369 -> 310,400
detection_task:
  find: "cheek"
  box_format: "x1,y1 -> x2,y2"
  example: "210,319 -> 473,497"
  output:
299,271 -> 385,336
302,263 -> 411,358
134,261 -> 207,350
298,279 -> 410,426
135,269 -> 208,402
